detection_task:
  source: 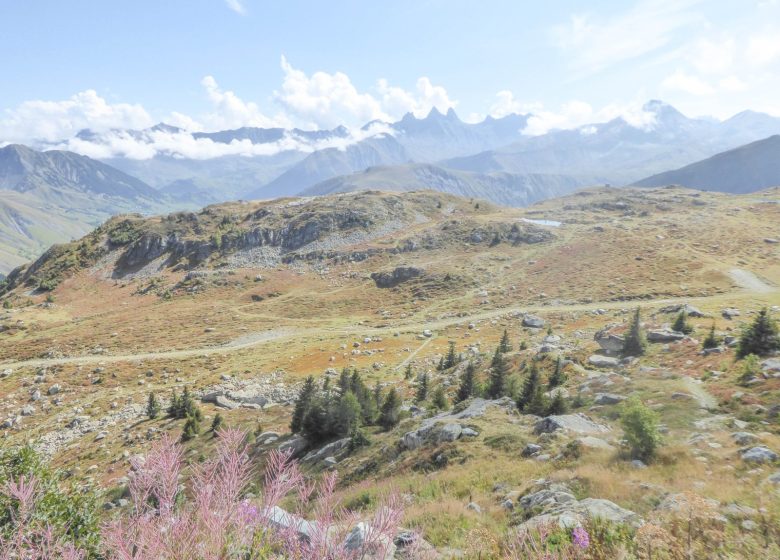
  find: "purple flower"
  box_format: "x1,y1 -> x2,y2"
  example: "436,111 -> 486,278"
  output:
572,526 -> 590,549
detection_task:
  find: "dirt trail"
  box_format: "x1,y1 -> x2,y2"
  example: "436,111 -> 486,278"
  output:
2,277 -> 777,371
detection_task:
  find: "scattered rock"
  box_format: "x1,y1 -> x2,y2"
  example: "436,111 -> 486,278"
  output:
588,355 -> 619,369
594,393 -> 625,405
522,314 -> 545,329
534,414 -> 611,435
741,446 -> 778,464
647,329 -> 686,343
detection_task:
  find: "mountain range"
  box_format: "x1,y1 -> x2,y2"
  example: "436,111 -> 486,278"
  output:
3,99 -> 780,273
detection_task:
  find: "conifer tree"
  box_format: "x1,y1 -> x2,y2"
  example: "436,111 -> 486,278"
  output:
526,384 -> 548,416
672,310 -> 693,334
456,361 -> 477,403
517,364 -> 541,411
338,368 -> 351,396
499,330 -> 512,353
623,307 -> 647,357
444,341 -> 458,369
373,381 -> 383,406
379,388 -> 401,429
331,391 -> 362,437
431,385 -> 449,410
146,392 -> 160,420
702,323 -> 719,350
210,413 -> 224,433
416,373 -> 429,402
548,357 -> 566,389
737,307 -> 780,357
546,390 -> 568,415
167,390 -> 181,419
404,363 -> 413,380
487,347 -> 510,398
290,376 -> 316,433
181,414 -> 200,442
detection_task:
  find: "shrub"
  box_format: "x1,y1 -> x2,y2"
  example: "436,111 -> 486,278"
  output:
431,385 -> 449,410
738,354 -> 762,386
620,396 -> 662,461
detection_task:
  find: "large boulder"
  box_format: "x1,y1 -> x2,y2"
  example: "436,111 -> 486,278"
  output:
522,314 -> 545,329
594,329 -> 624,355
647,329 -> 686,343
588,355 -> 619,369
741,446 -> 778,464
534,414 -> 611,435
343,522 -> 396,560
594,393 -> 625,405
278,436 -> 308,456
371,267 -> 424,288
302,437 -> 351,464
437,424 -> 463,443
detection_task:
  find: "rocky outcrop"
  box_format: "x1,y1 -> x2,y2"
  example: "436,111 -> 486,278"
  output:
534,413 -> 612,435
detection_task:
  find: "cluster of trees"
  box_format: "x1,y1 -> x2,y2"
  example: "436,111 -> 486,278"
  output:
164,387 -> 204,441
737,307 -> 780,358
290,369 -> 402,445
515,362 -> 568,416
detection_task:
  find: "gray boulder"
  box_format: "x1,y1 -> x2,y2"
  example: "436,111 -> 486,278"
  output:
302,437 -> 350,464
731,432 -> 758,446
588,355 -> 619,369
371,267 -> 424,288
522,314 -> 545,329
647,330 -> 686,343
741,446 -> 778,464
535,414 -> 611,435
594,393 -> 625,405
278,436 -> 308,456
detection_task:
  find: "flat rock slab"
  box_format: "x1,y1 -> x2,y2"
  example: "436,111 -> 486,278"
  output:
588,355 -> 619,368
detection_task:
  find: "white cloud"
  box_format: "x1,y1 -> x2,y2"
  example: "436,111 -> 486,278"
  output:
552,0 -> 704,74
224,0 -> 246,15
688,38 -> 736,74
201,75 -> 286,130
376,77 -> 457,119
0,89 -> 154,143
275,56 -> 388,129
661,70 -> 715,95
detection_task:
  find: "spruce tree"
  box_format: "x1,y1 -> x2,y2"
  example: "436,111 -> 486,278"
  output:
546,391 -> 568,415
211,413 -> 224,433
416,373 -> 429,402
379,388 -> 401,429
404,363 -> 413,380
181,414 -> 200,442
181,387 -> 202,422
146,392 -> 160,420
547,357 -> 566,388
431,385 -> 449,410
499,330 -> 512,353
526,384 -> 548,416
672,310 -> 693,334
290,376 -> 316,433
331,391 -> 362,437
456,362 -> 476,403
444,341 -> 458,369
737,307 -> 780,358
517,364 -> 541,411
623,307 -> 647,357
373,381 -> 383,406
167,390 -> 181,418
702,324 -> 719,350
338,368 -> 351,396
488,347 -> 510,398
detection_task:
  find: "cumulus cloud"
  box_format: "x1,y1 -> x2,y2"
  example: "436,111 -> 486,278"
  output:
0,89 -> 154,143
746,32 -> 780,66
275,56 -> 389,129
661,70 -> 715,95
201,75 -> 286,130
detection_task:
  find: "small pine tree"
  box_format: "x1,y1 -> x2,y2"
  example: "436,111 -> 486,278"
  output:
181,414 -> 200,442
517,364 -> 541,411
373,381 -> 383,406
456,362 -> 476,403
338,368 -> 351,396
487,347 -> 510,398
499,330 -> 512,353
526,384 -> 548,416
672,310 -> 693,334
519,340 -> 528,351
431,385 -> 449,410
331,391 -> 362,437
444,341 -> 458,369
181,387 -> 202,422
702,323 -> 719,349
290,376 -> 316,433
211,413 -> 224,433
623,307 -> 647,357
546,390 -> 568,416
737,307 -> 780,358
146,392 -> 160,420
416,373 -> 429,402
404,363 -> 413,380
547,357 -> 566,389
436,356 -> 445,371
378,388 -> 401,429
167,391 -> 181,418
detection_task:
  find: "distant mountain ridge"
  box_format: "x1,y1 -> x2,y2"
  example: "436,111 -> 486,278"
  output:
634,135 -> 780,193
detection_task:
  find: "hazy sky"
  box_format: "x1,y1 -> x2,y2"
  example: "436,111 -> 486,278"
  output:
2,0 -> 780,142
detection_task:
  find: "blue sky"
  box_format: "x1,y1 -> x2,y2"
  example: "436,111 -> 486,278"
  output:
2,0 -> 780,144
